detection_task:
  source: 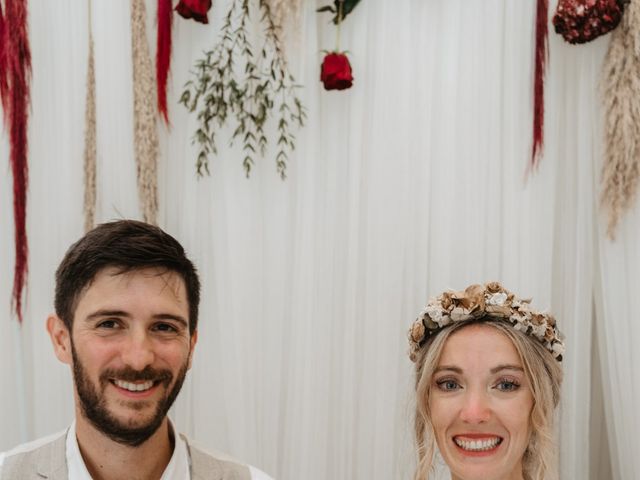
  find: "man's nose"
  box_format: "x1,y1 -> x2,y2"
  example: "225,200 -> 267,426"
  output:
120,329 -> 155,370
459,389 -> 492,424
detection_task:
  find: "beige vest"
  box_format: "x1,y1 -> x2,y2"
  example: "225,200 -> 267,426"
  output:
0,431 -> 251,480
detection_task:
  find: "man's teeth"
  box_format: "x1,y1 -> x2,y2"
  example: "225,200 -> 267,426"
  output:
454,437 -> 501,451
114,380 -> 154,392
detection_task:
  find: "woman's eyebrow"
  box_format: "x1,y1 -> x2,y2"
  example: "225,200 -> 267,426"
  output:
433,365 -> 463,374
433,364 -> 525,374
490,364 -> 524,374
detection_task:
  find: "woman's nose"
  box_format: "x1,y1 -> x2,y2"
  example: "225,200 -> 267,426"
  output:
459,390 -> 492,424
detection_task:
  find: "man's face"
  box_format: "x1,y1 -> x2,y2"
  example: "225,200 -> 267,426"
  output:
64,267 -> 196,446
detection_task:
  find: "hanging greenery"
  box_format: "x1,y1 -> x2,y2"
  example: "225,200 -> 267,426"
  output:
180,0 -> 306,178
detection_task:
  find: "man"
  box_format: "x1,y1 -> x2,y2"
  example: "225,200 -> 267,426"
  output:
0,220 -> 272,480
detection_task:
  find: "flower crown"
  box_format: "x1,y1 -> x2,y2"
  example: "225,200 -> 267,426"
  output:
408,282 -> 565,363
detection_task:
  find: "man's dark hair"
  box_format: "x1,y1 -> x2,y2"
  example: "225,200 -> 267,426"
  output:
55,220 -> 200,335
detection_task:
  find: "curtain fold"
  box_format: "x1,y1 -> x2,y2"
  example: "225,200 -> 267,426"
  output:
0,1 -> 633,479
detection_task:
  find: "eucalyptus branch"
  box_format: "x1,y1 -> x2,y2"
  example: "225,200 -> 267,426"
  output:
180,0 -> 306,178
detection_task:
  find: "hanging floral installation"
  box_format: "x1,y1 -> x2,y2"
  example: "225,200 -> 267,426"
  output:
321,52 -> 353,91
553,0 -> 626,44
550,0 -> 634,237
131,0 -> 159,224
319,0 -> 354,91
176,0 -> 212,24
84,1 -> 97,233
0,0 -> 31,323
601,0 -> 640,238
531,0 -> 549,170
180,0 -> 306,178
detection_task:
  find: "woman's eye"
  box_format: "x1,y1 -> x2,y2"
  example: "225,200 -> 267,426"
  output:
495,379 -> 520,392
436,379 -> 460,391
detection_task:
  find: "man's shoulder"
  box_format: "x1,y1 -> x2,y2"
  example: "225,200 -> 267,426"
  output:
180,434 -> 274,480
0,430 -> 68,479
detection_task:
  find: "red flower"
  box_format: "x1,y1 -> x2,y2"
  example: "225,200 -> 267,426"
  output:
175,0 -> 212,24
320,52 -> 353,91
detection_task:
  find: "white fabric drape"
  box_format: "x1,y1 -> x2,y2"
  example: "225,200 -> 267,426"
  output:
0,0 -> 635,479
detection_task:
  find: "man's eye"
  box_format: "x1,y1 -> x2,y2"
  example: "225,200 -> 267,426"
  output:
153,323 -> 178,333
97,320 -> 119,329
435,379 -> 460,391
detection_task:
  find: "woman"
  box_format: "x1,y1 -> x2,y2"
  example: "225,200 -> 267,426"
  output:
408,282 -> 564,480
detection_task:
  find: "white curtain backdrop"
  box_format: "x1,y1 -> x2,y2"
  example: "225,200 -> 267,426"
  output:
0,1 -> 635,479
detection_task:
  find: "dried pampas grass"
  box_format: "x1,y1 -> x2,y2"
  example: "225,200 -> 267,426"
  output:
131,0 -> 158,225
268,0 -> 302,45
601,0 -> 640,238
83,27 -> 97,233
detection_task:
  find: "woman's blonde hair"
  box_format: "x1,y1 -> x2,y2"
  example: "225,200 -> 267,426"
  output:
413,319 -> 563,480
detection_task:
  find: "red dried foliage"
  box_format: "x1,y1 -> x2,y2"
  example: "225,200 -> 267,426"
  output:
3,0 -> 31,323
157,0 -> 172,124
532,0 -> 548,170
0,2 -> 9,120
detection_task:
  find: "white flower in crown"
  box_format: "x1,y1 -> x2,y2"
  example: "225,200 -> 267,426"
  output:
488,292 -> 508,306
425,304 -> 444,324
408,282 -> 565,363
531,323 -> 547,339
512,319 -> 528,332
552,342 -> 565,357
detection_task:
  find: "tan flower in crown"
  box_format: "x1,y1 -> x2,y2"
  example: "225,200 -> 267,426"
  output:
408,282 -> 565,362
410,320 -> 426,344
441,291 -> 453,310
447,284 -> 486,321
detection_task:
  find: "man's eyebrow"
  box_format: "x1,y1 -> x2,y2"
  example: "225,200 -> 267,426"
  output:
85,310 -> 130,321
84,310 -> 188,327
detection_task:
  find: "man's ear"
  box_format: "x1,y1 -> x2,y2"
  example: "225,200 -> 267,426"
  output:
187,330 -> 198,370
46,314 -> 72,365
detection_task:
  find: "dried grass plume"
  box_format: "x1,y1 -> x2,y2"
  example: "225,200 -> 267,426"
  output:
601,0 -> 640,238
131,0 -> 159,224
83,31 -> 97,233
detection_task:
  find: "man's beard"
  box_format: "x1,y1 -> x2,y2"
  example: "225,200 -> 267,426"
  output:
71,343 -> 188,447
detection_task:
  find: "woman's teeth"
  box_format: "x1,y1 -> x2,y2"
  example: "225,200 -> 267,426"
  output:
454,436 -> 502,451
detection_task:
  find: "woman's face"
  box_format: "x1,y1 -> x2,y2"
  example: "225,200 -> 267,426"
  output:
428,324 -> 534,480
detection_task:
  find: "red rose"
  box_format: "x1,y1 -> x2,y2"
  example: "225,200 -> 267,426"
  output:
320,52 -> 353,91
175,0 -> 212,24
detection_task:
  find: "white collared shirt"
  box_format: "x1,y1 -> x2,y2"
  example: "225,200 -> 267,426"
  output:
1,420 -> 273,480
66,420 -> 190,479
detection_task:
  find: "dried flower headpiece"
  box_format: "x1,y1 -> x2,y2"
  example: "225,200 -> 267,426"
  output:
408,282 -> 565,363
